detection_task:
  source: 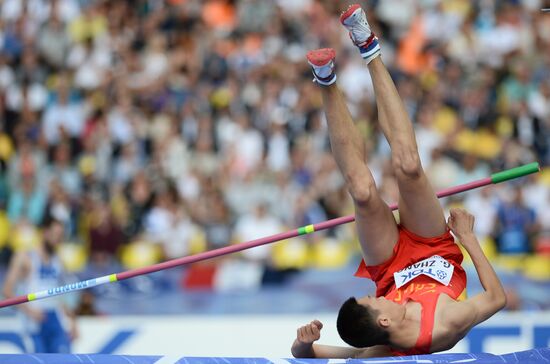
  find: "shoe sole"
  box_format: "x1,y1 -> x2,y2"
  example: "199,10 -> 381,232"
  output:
340,4 -> 361,25
306,48 -> 336,67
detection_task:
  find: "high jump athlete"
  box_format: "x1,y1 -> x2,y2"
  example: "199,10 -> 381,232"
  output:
291,4 -> 506,358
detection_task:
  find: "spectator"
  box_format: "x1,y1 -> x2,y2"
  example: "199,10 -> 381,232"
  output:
88,199 -> 125,266
194,181 -> 233,250
41,78 -> 86,146
234,203 -> 284,262
112,143 -> 141,185
123,172 -> 153,238
37,14 -> 71,70
45,143 -> 81,197
44,179 -> 77,237
464,187 -> 498,243
161,206 -> 199,260
7,140 -> 46,189
7,178 -> 47,226
495,187 -> 538,254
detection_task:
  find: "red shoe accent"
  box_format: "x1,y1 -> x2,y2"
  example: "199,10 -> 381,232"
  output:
356,32 -> 377,48
306,48 -> 336,67
340,4 -> 361,24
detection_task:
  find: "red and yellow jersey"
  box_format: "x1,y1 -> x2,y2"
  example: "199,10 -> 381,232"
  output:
355,226 -> 467,355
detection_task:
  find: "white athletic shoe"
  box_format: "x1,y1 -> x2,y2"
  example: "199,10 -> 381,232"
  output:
306,48 -> 337,86
340,4 -> 381,63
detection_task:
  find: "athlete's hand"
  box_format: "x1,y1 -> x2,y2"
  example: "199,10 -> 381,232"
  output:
297,320 -> 323,344
291,320 -> 323,358
447,208 -> 475,241
25,308 -> 45,323
69,319 -> 79,341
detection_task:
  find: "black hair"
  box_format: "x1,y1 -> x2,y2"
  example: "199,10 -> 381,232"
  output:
336,297 -> 391,348
41,215 -> 63,230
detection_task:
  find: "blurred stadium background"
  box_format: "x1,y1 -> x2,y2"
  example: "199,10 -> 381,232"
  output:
0,0 -> 549,357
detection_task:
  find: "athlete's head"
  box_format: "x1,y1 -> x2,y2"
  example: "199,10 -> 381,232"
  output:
337,296 -> 400,347
41,217 -> 64,256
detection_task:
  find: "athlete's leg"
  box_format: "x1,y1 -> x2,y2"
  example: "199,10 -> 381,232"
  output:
45,311 -> 71,353
30,333 -> 45,353
29,320 -> 47,353
368,57 -> 447,236
307,49 -> 398,266
341,5 -> 446,237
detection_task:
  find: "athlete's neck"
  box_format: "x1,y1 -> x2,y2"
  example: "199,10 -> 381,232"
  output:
388,301 -> 422,350
40,242 -> 55,263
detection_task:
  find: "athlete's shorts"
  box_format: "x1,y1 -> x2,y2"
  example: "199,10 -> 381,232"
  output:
355,225 -> 467,298
30,310 -> 71,353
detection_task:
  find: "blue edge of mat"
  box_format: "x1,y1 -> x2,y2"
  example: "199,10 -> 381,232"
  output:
0,348 -> 549,364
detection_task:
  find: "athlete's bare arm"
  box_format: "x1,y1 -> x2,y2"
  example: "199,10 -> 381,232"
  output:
442,209 -> 506,335
291,320 -> 392,358
2,252 -> 44,322
3,252 -> 27,299
62,303 -> 79,340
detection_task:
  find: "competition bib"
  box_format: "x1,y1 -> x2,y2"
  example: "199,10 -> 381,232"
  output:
393,255 -> 454,289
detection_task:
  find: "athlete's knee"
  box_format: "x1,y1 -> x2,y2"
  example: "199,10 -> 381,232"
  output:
392,150 -> 422,179
345,171 -> 376,206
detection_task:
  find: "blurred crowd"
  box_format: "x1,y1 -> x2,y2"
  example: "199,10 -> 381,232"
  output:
0,0 -> 549,293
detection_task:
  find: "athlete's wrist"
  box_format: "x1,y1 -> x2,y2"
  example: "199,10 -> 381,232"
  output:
457,233 -> 480,251
456,231 -> 475,240
291,340 -> 314,358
